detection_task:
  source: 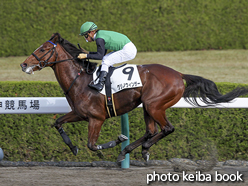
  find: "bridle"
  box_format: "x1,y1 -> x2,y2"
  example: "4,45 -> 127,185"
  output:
32,40 -> 76,69
31,40 -> 96,95
31,40 -> 94,74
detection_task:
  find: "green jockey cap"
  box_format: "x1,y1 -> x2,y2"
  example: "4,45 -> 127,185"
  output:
79,22 -> 98,36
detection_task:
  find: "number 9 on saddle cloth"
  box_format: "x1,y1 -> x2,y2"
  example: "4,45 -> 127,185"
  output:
90,64 -> 143,117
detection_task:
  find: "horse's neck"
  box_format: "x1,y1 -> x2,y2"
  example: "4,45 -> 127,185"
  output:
52,49 -> 89,94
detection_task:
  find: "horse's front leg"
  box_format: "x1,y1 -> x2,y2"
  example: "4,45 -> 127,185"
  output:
54,111 -> 83,155
87,118 -> 128,151
97,134 -> 128,150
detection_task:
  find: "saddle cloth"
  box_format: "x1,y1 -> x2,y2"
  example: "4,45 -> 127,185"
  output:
92,64 -> 143,95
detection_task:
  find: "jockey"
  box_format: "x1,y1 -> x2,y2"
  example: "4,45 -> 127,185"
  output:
77,21 -> 137,91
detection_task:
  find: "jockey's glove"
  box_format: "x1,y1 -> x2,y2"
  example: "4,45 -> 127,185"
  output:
77,53 -> 87,59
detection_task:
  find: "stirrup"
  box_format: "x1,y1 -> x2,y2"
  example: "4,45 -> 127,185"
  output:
88,71 -> 107,91
88,82 -> 104,91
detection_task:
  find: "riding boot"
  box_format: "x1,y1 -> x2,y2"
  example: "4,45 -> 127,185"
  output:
89,71 -> 108,91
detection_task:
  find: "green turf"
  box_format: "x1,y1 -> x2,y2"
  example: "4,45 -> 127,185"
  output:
2,49 -> 248,84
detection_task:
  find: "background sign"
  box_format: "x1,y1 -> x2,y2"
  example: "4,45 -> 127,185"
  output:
0,97 -> 247,114
0,97 -> 71,114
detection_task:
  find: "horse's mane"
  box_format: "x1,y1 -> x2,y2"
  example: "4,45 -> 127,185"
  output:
50,33 -> 97,73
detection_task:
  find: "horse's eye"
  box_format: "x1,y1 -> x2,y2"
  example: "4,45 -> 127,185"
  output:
40,48 -> 45,52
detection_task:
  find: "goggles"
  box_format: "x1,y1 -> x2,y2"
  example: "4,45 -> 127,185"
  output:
83,32 -> 90,39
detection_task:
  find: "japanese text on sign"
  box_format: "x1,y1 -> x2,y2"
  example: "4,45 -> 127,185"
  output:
2,100 -> 40,110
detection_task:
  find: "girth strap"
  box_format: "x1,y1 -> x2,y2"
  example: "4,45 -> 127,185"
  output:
105,67 -> 117,118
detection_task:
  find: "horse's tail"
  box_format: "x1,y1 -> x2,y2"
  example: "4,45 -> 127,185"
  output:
181,74 -> 248,107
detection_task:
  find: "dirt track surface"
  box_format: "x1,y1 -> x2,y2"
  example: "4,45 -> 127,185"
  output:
0,166 -> 248,186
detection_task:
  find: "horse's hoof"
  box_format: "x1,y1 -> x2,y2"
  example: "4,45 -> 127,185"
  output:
142,152 -> 150,162
71,146 -> 78,156
116,134 -> 128,145
118,134 -> 128,142
97,151 -> 104,159
117,154 -> 126,163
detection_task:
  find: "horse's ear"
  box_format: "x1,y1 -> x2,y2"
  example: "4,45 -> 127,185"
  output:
50,33 -> 61,43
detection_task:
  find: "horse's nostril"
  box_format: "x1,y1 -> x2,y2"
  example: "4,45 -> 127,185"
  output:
21,63 -> 27,68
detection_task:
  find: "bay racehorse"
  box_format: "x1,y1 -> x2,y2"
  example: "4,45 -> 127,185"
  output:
20,33 -> 248,162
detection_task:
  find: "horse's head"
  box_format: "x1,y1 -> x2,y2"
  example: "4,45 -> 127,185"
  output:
21,33 -> 98,75
20,33 -> 61,74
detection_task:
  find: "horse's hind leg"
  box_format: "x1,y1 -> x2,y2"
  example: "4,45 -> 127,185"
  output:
117,107 -> 158,162
142,110 -> 175,153
141,107 -> 159,161
54,111 -> 83,155
140,85 -> 183,160
117,133 -> 151,162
